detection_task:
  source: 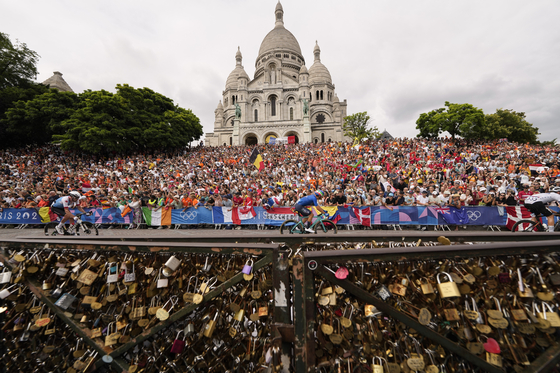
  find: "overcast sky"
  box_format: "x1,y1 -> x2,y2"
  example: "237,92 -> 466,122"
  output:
2,0 -> 559,142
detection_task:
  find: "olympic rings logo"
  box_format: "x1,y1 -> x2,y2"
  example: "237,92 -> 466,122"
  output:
467,210 -> 481,221
180,211 -> 198,220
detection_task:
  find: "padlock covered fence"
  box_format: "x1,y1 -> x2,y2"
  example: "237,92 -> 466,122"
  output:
3,237 -> 560,372
0,240 -> 286,373
297,239 -> 560,373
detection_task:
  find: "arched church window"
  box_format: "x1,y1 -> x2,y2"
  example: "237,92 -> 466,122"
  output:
232,96 -> 235,105
309,92 -> 312,102
290,107 -> 293,120
320,91 -> 323,100
316,91 -> 319,101
254,109 -> 258,122
270,96 -> 277,116
230,137 -> 232,145
231,119 -> 234,126
321,133 -> 325,143
225,98 -> 228,106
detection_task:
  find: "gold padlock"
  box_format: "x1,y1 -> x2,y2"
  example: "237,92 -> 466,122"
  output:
203,311 -> 219,338
420,277 -> 434,295
436,272 -> 460,298
371,357 -> 384,373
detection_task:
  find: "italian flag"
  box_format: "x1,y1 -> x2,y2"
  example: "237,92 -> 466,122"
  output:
142,207 -> 172,226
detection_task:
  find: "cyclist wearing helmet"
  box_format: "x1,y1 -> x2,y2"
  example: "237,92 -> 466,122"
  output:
51,191 -> 87,235
524,186 -> 560,232
295,190 -> 327,233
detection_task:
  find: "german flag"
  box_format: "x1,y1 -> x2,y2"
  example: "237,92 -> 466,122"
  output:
249,148 -> 265,171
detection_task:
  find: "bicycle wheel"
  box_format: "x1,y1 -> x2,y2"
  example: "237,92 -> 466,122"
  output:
511,220 -> 538,232
280,220 -> 302,234
77,222 -> 99,236
314,219 -> 338,234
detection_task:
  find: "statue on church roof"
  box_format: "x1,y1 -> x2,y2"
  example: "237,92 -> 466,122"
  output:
303,98 -> 309,116
235,103 -> 241,119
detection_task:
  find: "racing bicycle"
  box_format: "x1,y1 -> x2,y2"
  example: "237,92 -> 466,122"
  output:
280,211 -> 337,234
44,212 -> 98,236
510,211 -> 560,232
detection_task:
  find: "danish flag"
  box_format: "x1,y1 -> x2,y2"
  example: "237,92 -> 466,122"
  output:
353,207 -> 371,227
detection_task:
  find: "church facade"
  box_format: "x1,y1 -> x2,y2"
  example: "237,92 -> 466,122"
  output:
205,2 -> 348,146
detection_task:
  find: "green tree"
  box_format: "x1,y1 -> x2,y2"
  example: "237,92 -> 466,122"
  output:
484,109 -> 539,144
343,111 -> 380,142
416,101 -> 485,140
3,88 -> 78,147
52,84 -> 203,153
0,32 -> 40,89
415,108 -> 446,138
0,82 -> 50,148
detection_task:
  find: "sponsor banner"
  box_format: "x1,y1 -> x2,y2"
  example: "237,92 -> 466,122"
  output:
263,207 -> 298,226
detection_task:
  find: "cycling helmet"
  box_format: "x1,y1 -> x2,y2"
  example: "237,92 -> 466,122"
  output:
315,190 -> 325,198
551,186 -> 560,193
69,191 -> 81,199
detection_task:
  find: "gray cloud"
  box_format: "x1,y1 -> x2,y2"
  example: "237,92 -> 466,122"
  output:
2,0 -> 559,142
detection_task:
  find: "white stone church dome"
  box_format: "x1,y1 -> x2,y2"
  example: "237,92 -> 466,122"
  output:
308,42 -> 332,84
256,1 -> 302,62
258,26 -> 302,58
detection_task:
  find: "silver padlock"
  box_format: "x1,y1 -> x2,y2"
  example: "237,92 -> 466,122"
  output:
124,264 -> 136,283
157,268 -> 168,288
0,266 -> 12,284
202,256 -> 212,272
107,262 -> 118,284
165,256 -> 182,272
56,267 -> 69,277
184,323 -> 195,335
0,284 -> 17,299
55,293 -> 77,310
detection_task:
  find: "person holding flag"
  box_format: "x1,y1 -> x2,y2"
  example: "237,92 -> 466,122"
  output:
294,190 -> 327,233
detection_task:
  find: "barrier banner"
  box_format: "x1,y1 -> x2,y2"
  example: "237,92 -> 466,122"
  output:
172,208 -> 213,225
0,209 -> 42,224
263,207 -> 298,226
80,208 -> 132,225
0,205 -> 553,227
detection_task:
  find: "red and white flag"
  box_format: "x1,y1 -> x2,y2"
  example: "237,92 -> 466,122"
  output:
352,207 -> 371,227
233,206 -> 256,225
506,206 -> 532,231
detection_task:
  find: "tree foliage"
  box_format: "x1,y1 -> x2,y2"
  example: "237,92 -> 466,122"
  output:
416,102 -> 539,143
343,111 -> 380,142
416,101 -> 485,140
4,88 -> 77,147
0,82 -> 51,148
0,32 -> 40,89
51,84 -> 203,153
484,109 -> 539,144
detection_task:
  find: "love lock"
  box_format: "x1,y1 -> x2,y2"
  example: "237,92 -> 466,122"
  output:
308,260 -> 318,271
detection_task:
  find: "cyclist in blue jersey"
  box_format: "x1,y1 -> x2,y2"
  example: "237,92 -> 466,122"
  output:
295,190 -> 327,233
51,191 -> 87,235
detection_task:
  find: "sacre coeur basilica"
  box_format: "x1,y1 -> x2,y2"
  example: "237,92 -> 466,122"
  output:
205,1 -> 349,147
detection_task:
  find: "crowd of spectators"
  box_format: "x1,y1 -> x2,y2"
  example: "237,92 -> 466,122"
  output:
1,138 -> 559,227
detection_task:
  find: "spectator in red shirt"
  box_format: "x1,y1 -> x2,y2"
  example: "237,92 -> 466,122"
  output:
232,192 -> 243,207
517,184 -> 533,203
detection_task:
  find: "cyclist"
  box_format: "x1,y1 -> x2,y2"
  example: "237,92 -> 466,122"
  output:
523,186 -> 560,232
295,190 -> 327,233
51,191 -> 87,235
